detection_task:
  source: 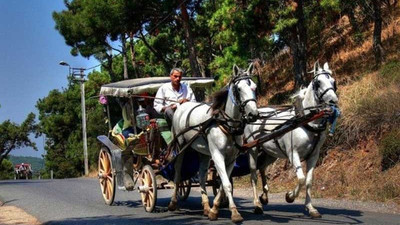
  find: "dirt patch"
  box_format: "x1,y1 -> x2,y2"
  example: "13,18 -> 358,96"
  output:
0,202 -> 41,225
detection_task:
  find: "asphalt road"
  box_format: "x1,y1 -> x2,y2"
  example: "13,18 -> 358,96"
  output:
0,178 -> 399,225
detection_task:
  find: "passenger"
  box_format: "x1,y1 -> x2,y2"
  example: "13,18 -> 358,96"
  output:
154,68 -> 196,126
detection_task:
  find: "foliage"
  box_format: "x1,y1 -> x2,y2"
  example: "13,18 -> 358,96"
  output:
36,70 -> 110,178
0,159 -> 14,180
0,113 -> 38,165
379,129 -> 400,171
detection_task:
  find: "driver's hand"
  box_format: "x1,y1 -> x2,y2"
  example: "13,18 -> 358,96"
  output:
170,104 -> 177,110
179,99 -> 188,104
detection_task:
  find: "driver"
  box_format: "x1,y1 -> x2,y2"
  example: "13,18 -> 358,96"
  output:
154,68 -> 196,126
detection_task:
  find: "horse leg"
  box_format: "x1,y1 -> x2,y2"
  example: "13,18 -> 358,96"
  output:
249,147 -> 263,214
168,153 -> 184,211
224,153 -> 244,223
259,155 -> 277,205
208,149 -> 243,222
198,153 -> 211,216
305,151 -> 322,218
286,151 -> 305,203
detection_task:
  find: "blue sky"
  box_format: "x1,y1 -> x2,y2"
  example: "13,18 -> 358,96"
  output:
0,1 -> 98,158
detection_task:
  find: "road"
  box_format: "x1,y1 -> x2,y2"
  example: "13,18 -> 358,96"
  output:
0,178 -> 399,225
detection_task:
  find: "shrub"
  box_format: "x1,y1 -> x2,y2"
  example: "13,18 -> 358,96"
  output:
0,159 -> 14,180
379,129 -> 400,171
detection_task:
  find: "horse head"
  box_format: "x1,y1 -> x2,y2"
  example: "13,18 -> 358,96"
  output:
311,61 -> 338,105
229,63 -> 259,122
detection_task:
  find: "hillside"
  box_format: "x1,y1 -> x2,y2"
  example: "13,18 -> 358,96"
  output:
243,6 -> 400,208
9,155 -> 44,172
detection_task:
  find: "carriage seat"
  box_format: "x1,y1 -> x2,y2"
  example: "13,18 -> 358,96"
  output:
111,119 -> 142,150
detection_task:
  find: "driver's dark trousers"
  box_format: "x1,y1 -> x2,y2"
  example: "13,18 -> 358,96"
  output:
163,107 -> 175,127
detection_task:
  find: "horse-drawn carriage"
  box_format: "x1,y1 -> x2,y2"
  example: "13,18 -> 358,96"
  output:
96,76 -> 214,211
14,163 -> 33,180
96,62 -> 339,222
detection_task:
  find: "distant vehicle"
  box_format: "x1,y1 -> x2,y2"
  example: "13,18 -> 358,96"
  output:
14,163 -> 33,180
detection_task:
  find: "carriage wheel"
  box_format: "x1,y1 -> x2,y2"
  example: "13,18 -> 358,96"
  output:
178,179 -> 192,201
98,147 -> 116,205
211,169 -> 234,196
139,165 -> 157,212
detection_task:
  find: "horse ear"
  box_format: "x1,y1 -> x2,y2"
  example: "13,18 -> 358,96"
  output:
323,62 -> 330,71
247,63 -> 254,75
233,64 -> 240,77
313,61 -> 319,75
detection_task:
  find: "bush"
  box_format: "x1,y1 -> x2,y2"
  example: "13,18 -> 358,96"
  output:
0,159 -> 14,180
379,129 -> 400,171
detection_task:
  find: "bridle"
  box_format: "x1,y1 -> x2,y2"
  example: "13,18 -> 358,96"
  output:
312,71 -> 337,103
228,75 -> 257,120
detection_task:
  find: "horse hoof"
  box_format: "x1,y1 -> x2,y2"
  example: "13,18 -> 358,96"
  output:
231,214 -> 244,223
254,206 -> 263,214
259,195 -> 269,205
285,192 -> 295,203
203,208 -> 210,217
168,202 -> 177,211
309,210 -> 322,218
208,210 -> 218,221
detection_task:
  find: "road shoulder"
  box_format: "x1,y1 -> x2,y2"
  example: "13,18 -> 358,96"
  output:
0,200 -> 41,225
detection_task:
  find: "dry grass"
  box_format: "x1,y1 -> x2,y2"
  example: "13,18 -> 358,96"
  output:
336,69 -> 400,146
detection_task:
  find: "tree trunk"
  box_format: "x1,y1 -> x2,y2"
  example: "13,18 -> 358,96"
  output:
139,31 -> 170,72
121,35 -> 129,80
372,0 -> 384,67
129,32 -> 138,78
104,51 -> 115,82
0,146 -> 14,165
290,0 -> 307,88
180,0 -> 202,77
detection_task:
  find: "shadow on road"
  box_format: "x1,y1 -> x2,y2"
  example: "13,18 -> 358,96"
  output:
43,196 -> 364,225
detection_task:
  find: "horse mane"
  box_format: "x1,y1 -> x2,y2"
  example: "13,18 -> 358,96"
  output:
290,87 -> 307,102
210,86 -> 229,110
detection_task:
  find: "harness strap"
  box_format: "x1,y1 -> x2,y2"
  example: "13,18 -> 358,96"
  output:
274,138 -> 288,158
303,123 -> 327,133
185,103 -> 205,128
303,133 -> 321,161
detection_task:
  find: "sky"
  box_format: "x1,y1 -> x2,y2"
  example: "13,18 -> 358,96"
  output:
0,1 -> 98,158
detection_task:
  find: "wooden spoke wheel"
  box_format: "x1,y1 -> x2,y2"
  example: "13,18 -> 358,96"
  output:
139,165 -> 157,212
178,179 -> 191,201
98,147 -> 115,205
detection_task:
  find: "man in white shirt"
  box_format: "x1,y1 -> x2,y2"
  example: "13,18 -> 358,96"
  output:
154,68 -> 196,125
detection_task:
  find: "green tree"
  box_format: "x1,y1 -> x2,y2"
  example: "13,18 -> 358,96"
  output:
0,159 -> 14,180
54,0 -> 170,80
36,70 -> 110,178
0,113 -> 37,165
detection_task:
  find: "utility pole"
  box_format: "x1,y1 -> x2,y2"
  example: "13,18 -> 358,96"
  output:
59,61 -> 89,176
79,68 -> 89,176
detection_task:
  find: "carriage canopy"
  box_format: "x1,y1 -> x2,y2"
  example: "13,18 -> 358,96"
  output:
100,77 -> 215,97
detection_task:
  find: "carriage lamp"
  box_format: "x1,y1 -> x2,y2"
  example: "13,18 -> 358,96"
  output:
59,61 -> 89,176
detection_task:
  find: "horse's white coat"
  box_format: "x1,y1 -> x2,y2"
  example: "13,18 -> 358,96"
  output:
169,64 -> 258,222
244,62 -> 338,217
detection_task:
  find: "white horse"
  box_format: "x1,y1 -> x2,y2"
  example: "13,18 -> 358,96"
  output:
168,64 -> 258,223
244,62 -> 338,218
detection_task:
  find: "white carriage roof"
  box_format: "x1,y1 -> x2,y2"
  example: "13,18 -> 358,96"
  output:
100,77 -> 214,97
